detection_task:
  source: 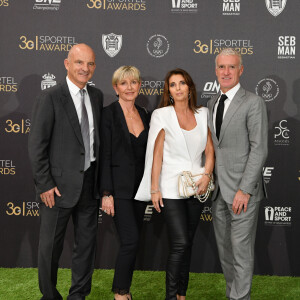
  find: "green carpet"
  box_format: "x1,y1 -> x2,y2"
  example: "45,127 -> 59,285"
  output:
0,268 -> 299,299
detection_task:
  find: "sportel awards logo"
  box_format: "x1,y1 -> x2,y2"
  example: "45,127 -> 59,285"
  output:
6,202 -> 40,217
5,118 -> 31,134
274,119 -> 289,146
200,206 -> 212,222
0,76 -> 18,92
33,0 -> 61,11
102,33 -> 122,57
222,0 -> 240,16
171,0 -> 198,13
255,78 -> 279,102
41,73 -> 56,90
0,160 -> 15,175
194,39 -> 253,55
87,0 -> 146,11
201,80 -> 220,99
139,80 -> 164,96
19,35 -> 76,52
0,0 -> 9,7
263,167 -> 274,184
265,206 -> 291,226
265,0 -> 287,17
278,36 -> 296,59
147,34 -> 170,58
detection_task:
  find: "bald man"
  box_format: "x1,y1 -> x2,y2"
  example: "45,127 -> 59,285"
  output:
28,44 -> 103,300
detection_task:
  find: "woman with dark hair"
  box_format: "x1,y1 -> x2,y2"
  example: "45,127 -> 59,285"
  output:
136,68 -> 215,300
100,66 -> 150,300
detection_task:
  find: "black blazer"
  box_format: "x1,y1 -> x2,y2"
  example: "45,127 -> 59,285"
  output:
28,81 -> 103,208
100,101 -> 149,199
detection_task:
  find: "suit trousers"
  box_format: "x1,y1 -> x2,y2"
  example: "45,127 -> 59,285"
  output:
38,164 -> 99,300
112,198 -> 147,295
212,193 -> 260,300
162,198 -> 203,300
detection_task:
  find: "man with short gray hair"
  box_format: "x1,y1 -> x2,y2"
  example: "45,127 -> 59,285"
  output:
207,48 -> 268,300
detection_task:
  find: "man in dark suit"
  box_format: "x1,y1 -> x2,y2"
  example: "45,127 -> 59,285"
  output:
28,43 -> 103,300
207,48 -> 268,300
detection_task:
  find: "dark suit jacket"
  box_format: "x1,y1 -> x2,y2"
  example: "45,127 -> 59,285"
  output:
100,101 -> 149,199
28,81 -> 103,208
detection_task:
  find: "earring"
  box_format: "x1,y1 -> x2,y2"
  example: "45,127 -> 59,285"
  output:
169,95 -> 174,104
116,94 -> 119,98
188,93 -> 191,101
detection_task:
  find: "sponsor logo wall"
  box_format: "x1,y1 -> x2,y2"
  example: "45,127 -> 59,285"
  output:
0,1 -> 299,275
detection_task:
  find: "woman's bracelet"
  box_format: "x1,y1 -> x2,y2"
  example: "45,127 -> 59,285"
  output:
204,173 -> 212,179
150,189 -> 160,194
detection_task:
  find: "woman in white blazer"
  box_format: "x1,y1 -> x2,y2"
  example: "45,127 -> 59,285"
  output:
135,69 -> 215,300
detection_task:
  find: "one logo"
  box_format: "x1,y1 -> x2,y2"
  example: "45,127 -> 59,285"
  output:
265,0 -> 287,17
264,206 -> 292,226
278,36 -> 296,59
255,78 -> 279,102
200,206 -> 212,222
0,76 -> 18,92
201,80 -> 220,98
223,0 -> 240,15
0,160 -> 15,175
41,73 -> 56,90
263,167 -> 274,184
171,0 -> 198,13
33,0 -> 61,11
102,33 -> 122,57
147,34 -> 170,58
140,80 -> 164,96
144,204 -> 154,222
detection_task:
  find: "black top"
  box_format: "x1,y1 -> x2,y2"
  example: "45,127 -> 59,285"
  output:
130,130 -> 148,195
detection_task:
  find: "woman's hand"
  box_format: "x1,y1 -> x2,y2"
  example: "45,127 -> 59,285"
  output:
151,191 -> 164,213
195,175 -> 210,195
101,195 -> 115,216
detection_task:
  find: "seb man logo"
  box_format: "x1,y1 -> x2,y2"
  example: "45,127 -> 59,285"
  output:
6,202 -> 40,217
278,36 -> 296,59
87,0 -> 146,11
19,35 -> 76,51
0,77 -> 18,92
194,39 -> 253,55
223,0 -> 240,15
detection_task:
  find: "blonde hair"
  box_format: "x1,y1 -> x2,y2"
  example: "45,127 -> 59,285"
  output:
215,48 -> 243,68
112,66 -> 141,86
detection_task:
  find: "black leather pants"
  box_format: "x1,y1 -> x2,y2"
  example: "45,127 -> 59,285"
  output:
162,198 -> 203,300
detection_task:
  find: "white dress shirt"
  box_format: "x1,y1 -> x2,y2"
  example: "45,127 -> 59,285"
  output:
66,76 -> 95,161
213,83 -> 240,132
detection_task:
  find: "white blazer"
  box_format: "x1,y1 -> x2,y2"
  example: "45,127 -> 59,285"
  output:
135,106 -> 208,201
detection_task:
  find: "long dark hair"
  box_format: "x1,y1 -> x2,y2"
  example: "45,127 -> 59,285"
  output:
158,68 -> 199,113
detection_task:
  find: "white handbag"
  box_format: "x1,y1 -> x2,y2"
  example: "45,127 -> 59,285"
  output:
178,170 -> 215,203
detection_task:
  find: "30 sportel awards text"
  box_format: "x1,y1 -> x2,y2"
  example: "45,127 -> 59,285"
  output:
87,0 -> 146,11
19,35 -> 76,52
194,39 -> 253,55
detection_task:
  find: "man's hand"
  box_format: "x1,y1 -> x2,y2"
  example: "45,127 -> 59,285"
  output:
232,189 -> 250,214
40,187 -> 61,208
101,195 -> 115,217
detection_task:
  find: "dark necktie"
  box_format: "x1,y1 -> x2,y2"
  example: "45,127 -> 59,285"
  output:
215,94 -> 228,140
79,89 -> 90,171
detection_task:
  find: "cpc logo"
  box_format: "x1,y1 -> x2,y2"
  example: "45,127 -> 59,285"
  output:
193,40 -> 210,54
87,0 -> 102,9
274,120 -> 289,139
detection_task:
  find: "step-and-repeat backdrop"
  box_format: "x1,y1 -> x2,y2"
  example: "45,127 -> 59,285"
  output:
0,0 -> 299,276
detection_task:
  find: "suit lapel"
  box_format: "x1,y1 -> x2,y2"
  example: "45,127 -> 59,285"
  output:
136,105 -> 149,133
209,93 -> 220,143
113,101 -> 133,161
218,87 -> 246,143
61,83 -> 84,147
